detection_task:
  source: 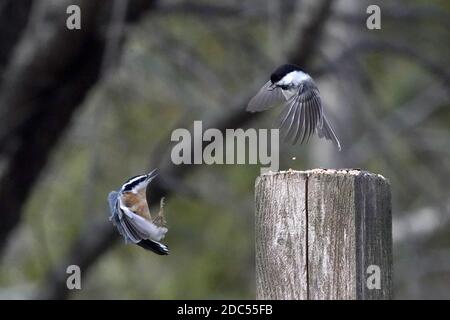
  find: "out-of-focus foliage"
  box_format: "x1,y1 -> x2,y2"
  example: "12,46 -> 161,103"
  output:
0,0 -> 449,299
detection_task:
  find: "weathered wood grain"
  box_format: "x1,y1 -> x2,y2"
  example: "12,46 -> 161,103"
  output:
255,171 -> 308,299
307,170 -> 358,299
255,169 -> 392,300
354,172 -> 392,299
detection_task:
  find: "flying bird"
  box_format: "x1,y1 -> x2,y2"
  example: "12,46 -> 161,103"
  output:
247,64 -> 341,150
108,169 -> 169,255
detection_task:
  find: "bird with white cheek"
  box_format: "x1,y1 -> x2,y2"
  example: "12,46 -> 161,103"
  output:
247,64 -> 341,150
107,169 -> 169,255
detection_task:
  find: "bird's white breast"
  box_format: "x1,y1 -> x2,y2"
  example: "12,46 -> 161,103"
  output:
278,71 -> 310,100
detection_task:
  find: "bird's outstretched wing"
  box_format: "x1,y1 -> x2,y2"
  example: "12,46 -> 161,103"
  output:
118,198 -> 168,243
246,77 -> 341,150
108,191 -> 168,245
247,80 -> 285,112
276,79 -> 326,145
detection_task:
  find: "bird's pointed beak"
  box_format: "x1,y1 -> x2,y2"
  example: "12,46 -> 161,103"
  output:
268,83 -> 277,91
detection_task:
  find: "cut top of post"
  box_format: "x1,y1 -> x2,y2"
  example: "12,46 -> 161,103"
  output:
257,168 -> 388,180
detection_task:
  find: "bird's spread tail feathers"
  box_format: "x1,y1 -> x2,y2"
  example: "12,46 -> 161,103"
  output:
318,115 -> 341,151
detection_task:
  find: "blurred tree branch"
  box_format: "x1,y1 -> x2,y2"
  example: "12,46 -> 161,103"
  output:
334,4 -> 450,28
315,39 -> 450,87
349,85 -> 449,162
289,0 -> 333,69
331,57 -> 447,207
0,0 -> 33,76
156,2 -> 246,18
393,199 -> 450,244
36,0 -> 337,300
4,0 -> 447,300
0,0 -> 157,256
155,0 -> 298,20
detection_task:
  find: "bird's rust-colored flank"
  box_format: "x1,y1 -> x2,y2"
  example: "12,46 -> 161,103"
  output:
121,191 -> 152,221
121,191 -> 167,227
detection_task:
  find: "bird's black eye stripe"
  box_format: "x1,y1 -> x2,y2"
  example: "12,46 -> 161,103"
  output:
123,174 -> 144,184
122,175 -> 148,192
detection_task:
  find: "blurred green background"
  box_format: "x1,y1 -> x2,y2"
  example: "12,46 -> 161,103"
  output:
0,0 -> 449,299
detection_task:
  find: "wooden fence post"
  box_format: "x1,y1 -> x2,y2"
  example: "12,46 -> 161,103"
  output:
255,169 -> 392,300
